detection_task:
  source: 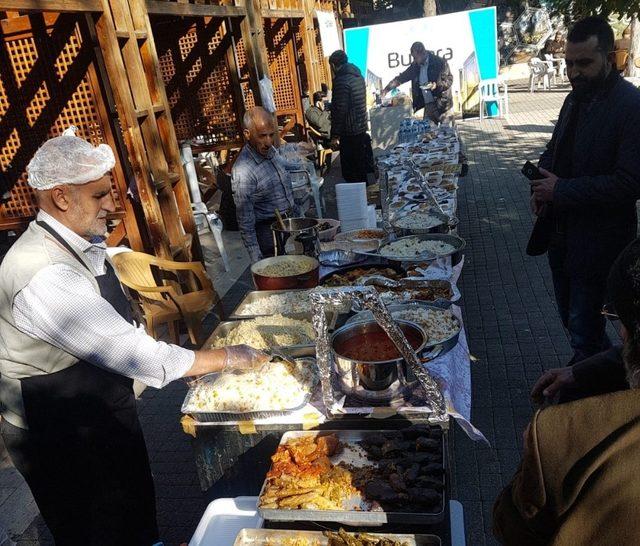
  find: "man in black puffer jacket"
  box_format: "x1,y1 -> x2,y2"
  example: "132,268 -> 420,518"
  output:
328,50 -> 374,183
382,42 -> 453,124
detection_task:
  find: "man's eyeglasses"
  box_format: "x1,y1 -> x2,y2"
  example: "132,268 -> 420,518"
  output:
601,302 -> 619,321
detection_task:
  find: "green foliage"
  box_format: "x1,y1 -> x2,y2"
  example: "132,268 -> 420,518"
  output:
544,0 -> 640,19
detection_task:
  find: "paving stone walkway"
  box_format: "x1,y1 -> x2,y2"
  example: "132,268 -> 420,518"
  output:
1,83 -> 579,545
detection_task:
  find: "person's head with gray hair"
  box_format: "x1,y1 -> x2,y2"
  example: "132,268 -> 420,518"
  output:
26,126 -> 116,240
410,41 -> 428,65
242,106 -> 276,157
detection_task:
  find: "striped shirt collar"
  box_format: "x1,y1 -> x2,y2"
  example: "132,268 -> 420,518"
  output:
37,210 -> 107,273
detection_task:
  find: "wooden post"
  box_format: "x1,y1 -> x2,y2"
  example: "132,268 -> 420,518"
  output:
92,0 -> 172,258
129,0 -> 202,261
301,0 -> 318,94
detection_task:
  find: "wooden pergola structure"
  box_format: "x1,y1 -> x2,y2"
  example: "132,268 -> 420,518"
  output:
0,0 -> 339,261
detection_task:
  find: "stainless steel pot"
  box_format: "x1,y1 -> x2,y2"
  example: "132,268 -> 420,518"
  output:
271,217 -> 320,257
331,319 -> 427,392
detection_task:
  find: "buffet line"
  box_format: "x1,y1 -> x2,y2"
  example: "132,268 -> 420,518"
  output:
182,123 -> 473,546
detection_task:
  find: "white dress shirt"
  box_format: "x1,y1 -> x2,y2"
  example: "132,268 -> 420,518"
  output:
418,58 -> 435,105
12,211 -> 195,389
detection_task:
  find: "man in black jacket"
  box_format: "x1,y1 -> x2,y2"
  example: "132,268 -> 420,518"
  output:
529,17 -> 640,365
382,42 -> 453,123
328,50 -> 374,183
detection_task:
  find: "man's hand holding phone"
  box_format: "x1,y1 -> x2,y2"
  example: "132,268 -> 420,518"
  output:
522,161 -> 558,204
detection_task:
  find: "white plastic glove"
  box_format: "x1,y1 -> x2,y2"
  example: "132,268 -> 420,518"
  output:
223,344 -> 271,371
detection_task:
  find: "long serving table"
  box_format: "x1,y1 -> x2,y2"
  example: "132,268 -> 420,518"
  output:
182,122 -> 473,545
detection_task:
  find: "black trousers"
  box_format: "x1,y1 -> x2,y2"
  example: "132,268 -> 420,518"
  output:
255,218 -> 276,258
2,417 -> 158,546
339,133 -> 374,183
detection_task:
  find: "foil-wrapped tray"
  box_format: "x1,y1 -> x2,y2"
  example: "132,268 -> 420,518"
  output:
258,429 -> 446,525
233,528 -> 442,545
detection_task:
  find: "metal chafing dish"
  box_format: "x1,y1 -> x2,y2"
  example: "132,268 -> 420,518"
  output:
257,429 -> 446,525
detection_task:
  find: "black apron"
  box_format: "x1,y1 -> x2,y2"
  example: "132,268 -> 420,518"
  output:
12,221 -> 159,545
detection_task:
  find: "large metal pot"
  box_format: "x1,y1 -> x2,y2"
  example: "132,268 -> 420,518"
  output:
251,255 -> 319,290
271,217 -> 320,257
331,319 -> 426,392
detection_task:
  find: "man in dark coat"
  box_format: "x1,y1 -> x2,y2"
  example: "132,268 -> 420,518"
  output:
528,17 -> 640,365
305,91 -> 331,143
382,41 -> 453,123
328,50 -> 374,183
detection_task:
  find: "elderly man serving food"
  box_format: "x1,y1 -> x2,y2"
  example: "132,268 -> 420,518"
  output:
0,128 -> 269,545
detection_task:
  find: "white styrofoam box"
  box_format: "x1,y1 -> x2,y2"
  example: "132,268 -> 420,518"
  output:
189,497 -> 262,546
340,216 -> 367,232
366,205 -> 377,228
336,182 -> 367,221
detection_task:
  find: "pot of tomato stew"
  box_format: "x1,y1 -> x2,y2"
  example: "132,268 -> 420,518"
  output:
331,319 -> 426,391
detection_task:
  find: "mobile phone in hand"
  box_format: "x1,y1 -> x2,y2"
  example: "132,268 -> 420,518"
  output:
521,161 -> 545,181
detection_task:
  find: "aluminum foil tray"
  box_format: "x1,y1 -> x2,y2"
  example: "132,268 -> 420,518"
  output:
258,429 -> 446,525
230,289 -> 339,325
181,359 -> 318,423
205,320 -> 316,357
233,528 -> 442,545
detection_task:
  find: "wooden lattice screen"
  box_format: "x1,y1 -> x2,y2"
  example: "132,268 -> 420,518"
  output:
0,13 -> 128,231
153,16 -> 243,147
314,24 -> 331,88
264,18 -> 303,125
234,35 -> 256,111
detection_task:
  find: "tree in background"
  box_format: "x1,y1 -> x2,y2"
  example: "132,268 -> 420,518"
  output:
544,0 -> 640,76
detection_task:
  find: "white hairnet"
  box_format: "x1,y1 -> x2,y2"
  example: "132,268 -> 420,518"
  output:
27,126 -> 116,190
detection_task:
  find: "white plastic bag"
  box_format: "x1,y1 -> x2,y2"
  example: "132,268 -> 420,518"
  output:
258,77 -> 276,113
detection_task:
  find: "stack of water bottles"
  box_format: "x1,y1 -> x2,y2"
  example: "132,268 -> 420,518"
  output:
397,118 -> 430,144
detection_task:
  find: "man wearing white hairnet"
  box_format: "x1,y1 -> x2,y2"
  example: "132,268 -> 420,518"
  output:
0,128 -> 269,545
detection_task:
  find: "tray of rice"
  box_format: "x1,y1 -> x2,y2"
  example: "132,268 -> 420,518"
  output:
182,358 -> 318,421
230,290 -> 345,321
207,314 -> 316,354
365,234 -> 465,262
252,255 -> 319,290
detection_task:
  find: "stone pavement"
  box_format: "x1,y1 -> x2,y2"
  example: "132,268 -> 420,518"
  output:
1,82 -> 585,545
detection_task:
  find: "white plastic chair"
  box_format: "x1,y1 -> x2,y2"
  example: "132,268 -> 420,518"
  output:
529,58 -> 554,92
180,142 -> 230,271
543,54 -> 565,83
289,169 -> 324,218
478,78 -> 509,120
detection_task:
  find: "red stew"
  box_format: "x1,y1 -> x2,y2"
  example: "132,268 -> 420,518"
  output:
335,328 -> 423,362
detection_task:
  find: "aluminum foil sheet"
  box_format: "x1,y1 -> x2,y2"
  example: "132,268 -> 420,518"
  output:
310,286 -> 446,417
